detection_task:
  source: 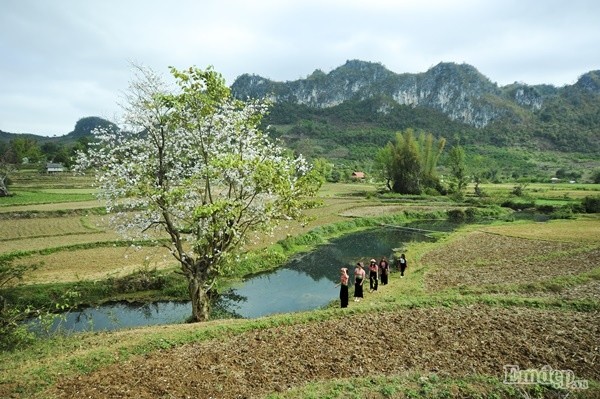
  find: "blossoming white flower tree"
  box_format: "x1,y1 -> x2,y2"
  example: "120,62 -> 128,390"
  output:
76,66 -> 320,322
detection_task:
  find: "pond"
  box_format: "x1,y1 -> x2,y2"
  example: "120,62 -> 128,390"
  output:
31,221 -> 455,334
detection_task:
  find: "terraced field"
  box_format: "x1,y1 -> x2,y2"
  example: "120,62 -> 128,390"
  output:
13,217 -> 597,399
2,181 -> 599,399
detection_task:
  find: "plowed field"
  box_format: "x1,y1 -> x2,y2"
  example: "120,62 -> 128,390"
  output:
46,306 -> 600,399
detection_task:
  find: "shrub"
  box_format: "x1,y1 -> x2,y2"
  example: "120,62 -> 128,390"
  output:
549,208 -> 575,220
446,209 -> 466,223
535,204 -> 555,214
464,207 -> 477,221
501,200 -> 535,211
582,196 -> 600,213
109,269 -> 167,293
0,303 -> 36,350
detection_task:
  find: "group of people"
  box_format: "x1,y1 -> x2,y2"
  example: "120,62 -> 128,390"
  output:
336,254 -> 408,308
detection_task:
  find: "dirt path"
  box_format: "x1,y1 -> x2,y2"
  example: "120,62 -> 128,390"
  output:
46,305 -> 599,399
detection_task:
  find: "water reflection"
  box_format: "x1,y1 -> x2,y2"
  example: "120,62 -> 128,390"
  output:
215,226 -> 440,318
31,223 -> 452,333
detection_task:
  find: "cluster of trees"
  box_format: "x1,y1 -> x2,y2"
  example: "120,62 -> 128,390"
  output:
0,137 -> 89,167
0,116 -> 113,175
372,129 -> 463,195
380,130 -> 446,194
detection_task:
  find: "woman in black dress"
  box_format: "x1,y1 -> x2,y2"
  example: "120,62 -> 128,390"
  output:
353,262 -> 365,302
398,253 -> 407,277
368,259 -> 378,292
379,257 -> 389,285
336,267 -> 350,308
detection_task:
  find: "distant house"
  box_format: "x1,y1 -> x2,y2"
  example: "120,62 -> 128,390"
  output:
351,171 -> 365,180
46,162 -> 65,173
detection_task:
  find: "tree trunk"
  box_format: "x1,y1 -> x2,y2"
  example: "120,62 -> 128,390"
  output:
188,277 -> 210,322
0,176 -> 9,197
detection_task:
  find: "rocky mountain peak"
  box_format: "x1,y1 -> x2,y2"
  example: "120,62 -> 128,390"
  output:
230,60 -> 594,129
575,70 -> 600,94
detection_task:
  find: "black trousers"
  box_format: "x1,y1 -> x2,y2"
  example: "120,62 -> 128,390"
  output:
381,272 -> 388,285
369,271 -> 378,290
340,284 -> 349,308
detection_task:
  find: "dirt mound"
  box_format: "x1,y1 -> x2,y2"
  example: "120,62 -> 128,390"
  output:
47,305 -> 599,399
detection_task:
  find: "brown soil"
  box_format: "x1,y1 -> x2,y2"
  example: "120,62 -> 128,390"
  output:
423,231 -> 599,292
46,305 -> 600,399
495,280 -> 600,301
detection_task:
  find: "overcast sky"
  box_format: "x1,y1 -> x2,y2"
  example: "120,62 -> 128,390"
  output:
2,0 -> 599,136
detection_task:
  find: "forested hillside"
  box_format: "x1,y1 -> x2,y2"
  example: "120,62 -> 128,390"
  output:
232,61 -> 600,182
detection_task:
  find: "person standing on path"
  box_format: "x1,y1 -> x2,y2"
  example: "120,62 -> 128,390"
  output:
353,262 -> 365,302
335,267 -> 350,308
379,257 -> 389,285
368,258 -> 378,292
398,253 -> 407,278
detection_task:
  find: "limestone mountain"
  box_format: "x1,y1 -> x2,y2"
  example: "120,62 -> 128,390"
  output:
231,60 -> 600,153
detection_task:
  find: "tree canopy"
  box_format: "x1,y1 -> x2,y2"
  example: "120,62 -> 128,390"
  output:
76,65 -> 321,321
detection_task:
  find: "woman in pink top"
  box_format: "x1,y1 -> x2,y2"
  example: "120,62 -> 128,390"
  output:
368,258 -> 378,292
353,262 -> 365,302
379,256 -> 389,285
335,267 -> 350,308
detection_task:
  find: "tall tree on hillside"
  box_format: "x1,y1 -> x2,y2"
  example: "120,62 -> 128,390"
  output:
312,158 -> 335,183
0,144 -> 15,197
418,132 -> 446,190
470,154 -> 487,196
391,130 -> 422,194
76,65 -> 321,322
0,160 -> 14,197
10,137 -> 42,163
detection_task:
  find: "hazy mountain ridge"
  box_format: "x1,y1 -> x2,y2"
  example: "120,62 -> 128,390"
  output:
0,116 -> 116,143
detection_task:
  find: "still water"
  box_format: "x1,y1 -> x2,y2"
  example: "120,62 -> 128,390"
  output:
34,222 -> 451,334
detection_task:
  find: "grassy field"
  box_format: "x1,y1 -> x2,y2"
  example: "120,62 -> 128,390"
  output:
1,178 -> 599,398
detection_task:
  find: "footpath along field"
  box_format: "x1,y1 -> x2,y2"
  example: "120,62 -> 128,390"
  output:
1,179 -> 599,398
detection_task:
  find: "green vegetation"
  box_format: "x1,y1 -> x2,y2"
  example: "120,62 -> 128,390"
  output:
373,129 -> 446,194
263,374 -> 583,399
0,189 -> 95,206
1,155 -> 599,399
260,95 -> 600,185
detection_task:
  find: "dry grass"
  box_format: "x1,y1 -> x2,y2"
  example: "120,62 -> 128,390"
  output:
480,217 -> 600,243
0,215 -> 107,241
0,200 -> 104,213
1,232 -> 122,254
244,197 -> 372,250
12,246 -> 176,285
475,182 -> 600,199
423,218 -> 600,292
